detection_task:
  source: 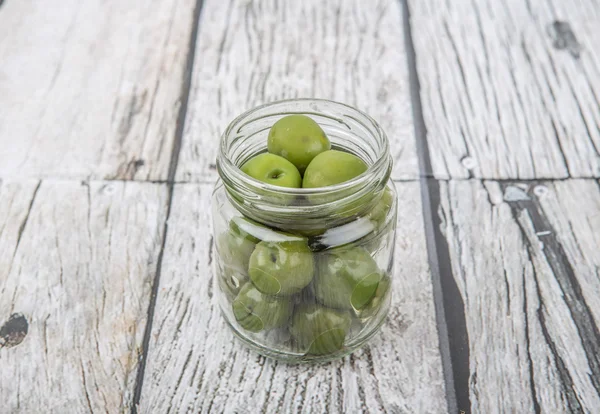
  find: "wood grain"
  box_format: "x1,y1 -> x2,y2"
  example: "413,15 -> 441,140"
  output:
0,180 -> 168,412
408,0 -> 600,179
176,0 -> 417,182
139,182 -> 447,413
438,179 -> 600,413
0,0 -> 197,181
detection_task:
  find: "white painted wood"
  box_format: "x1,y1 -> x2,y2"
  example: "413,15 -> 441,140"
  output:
139,182 -> 447,413
408,0 -> 600,179
176,0 -> 417,182
0,180 -> 168,412
0,180 -> 40,283
538,180 -> 600,327
0,0 -> 197,180
438,179 -> 600,413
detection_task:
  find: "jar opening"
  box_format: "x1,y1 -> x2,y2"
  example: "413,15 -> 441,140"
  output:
217,99 -> 392,230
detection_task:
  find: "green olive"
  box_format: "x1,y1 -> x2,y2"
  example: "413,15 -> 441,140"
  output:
290,304 -> 351,355
241,153 -> 302,188
249,240 -> 314,296
355,274 -> 391,320
215,218 -> 259,300
302,150 -> 368,188
232,282 -> 292,332
267,114 -> 330,173
357,187 -> 396,253
216,230 -> 256,274
314,247 -> 381,310
218,268 -> 249,303
368,187 -> 395,229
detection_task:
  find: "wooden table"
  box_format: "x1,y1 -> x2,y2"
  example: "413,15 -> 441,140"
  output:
1,0 -> 598,412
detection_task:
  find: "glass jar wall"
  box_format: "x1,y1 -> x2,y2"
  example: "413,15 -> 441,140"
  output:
212,99 -> 397,363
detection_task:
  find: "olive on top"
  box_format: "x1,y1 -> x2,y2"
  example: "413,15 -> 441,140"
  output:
302,150 -> 367,189
268,114 -> 331,174
239,114 -> 369,190
241,153 -> 302,188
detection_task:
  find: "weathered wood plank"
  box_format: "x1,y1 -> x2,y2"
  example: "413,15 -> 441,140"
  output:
0,180 -> 168,412
408,0 -> 600,179
176,0 -> 417,182
438,179 -> 600,413
139,182 -> 447,413
0,0 -> 197,180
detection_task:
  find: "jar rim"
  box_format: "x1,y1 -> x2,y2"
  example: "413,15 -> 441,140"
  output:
217,98 -> 391,199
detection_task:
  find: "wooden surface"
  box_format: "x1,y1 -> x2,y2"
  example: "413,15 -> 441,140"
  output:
408,0 -> 600,179
176,0 -> 418,182
139,182 -> 446,413
0,0 -> 196,180
436,179 -> 600,413
1,0 -> 600,412
0,180 -> 168,412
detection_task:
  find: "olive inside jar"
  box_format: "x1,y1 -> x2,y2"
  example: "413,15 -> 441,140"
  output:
212,99 -> 397,363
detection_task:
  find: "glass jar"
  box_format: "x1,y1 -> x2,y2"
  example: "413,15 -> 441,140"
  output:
212,99 -> 397,363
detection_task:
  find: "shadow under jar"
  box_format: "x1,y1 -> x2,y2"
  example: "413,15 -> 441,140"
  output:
212,99 -> 397,363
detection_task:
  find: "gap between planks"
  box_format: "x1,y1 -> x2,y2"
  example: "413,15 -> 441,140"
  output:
130,0 -> 206,412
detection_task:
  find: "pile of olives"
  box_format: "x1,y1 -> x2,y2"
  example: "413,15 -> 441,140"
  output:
217,115 -> 393,358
